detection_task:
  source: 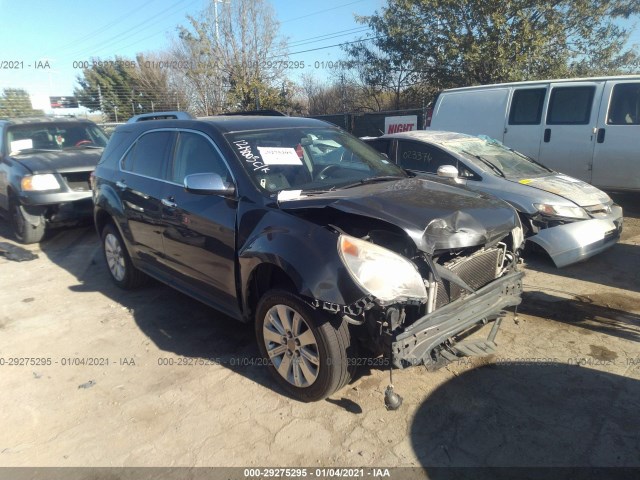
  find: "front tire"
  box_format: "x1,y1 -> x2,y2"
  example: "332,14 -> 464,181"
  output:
101,223 -> 147,289
255,289 -> 354,402
9,196 -> 45,244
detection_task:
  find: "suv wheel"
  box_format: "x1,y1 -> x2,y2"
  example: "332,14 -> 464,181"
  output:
256,290 -> 354,401
10,196 -> 45,244
101,223 -> 147,289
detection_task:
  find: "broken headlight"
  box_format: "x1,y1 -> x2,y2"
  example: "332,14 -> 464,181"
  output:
534,203 -> 589,220
338,234 -> 427,302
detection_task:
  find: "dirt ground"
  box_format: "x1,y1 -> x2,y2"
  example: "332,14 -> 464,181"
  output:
0,193 -> 639,471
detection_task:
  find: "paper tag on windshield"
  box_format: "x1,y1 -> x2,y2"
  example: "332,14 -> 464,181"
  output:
258,147 -> 303,165
277,190 -> 305,201
10,139 -> 33,153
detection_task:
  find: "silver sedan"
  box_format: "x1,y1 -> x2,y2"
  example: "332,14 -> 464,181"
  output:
364,130 -> 623,267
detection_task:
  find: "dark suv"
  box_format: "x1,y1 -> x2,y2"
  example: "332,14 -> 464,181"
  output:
92,115 -> 524,402
0,117 -> 108,243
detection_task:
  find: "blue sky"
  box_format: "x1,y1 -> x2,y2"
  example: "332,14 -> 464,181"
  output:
0,0 -> 382,111
0,0 -> 638,113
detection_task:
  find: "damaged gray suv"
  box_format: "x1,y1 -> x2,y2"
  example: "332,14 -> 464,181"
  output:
92,115 -> 524,402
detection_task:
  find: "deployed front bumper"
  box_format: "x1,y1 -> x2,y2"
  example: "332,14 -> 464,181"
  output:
527,206 -> 623,268
391,270 -> 524,368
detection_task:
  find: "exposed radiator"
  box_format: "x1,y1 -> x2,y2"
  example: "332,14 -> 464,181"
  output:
435,247 -> 503,308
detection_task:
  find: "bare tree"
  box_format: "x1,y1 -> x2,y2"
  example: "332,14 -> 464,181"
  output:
173,0 -> 291,114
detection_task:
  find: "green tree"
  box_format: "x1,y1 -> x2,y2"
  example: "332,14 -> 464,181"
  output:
74,55 -> 187,121
0,89 -> 43,118
346,0 -> 640,101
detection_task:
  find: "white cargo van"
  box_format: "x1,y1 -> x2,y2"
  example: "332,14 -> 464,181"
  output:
429,76 -> 640,192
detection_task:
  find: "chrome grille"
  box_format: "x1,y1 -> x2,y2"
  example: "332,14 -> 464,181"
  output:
435,248 -> 502,308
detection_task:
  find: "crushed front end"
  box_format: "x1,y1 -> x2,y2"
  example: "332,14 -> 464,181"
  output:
327,210 -> 525,369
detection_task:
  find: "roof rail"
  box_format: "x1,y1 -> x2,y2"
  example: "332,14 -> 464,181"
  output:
126,111 -> 194,123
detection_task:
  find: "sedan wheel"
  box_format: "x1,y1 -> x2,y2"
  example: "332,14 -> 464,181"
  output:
256,289 -> 354,402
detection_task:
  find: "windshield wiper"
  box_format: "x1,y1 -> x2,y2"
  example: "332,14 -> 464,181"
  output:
339,175 -> 406,189
461,150 -> 505,178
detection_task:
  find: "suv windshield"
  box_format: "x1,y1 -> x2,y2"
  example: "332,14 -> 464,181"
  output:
443,137 -> 551,179
7,123 -> 108,154
225,127 -> 406,193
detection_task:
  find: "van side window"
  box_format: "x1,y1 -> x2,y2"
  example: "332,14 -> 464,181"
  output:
397,141 -> 456,174
170,132 -> 229,184
607,83 -> 640,125
509,88 -> 546,125
122,131 -> 174,180
546,86 -> 595,125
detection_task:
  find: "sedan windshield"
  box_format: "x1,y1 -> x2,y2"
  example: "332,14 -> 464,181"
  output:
443,137 -> 552,179
225,127 -> 406,193
8,123 -> 108,154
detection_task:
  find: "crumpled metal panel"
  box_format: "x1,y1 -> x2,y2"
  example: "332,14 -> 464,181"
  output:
280,177 -> 518,254
527,217 -> 622,268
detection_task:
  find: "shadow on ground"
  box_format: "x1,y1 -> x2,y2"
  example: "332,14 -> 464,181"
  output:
411,362 -> 640,474
11,223 -> 292,400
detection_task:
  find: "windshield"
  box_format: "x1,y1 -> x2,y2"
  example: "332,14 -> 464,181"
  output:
225,127 -> 406,193
443,137 -> 552,179
7,123 -> 108,154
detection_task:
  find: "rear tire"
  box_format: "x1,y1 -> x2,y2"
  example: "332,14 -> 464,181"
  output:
256,289 -> 355,402
9,196 -> 45,244
101,223 -> 147,289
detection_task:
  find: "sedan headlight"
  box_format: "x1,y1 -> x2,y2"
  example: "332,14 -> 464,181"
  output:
338,235 -> 427,302
534,203 -> 589,220
21,174 -> 61,191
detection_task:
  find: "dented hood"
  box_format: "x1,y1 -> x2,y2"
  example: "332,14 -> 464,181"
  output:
279,178 -> 519,254
512,174 -> 611,207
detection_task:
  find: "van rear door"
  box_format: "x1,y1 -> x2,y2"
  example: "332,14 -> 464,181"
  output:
503,86 -> 547,160
592,80 -> 640,191
537,81 -> 604,183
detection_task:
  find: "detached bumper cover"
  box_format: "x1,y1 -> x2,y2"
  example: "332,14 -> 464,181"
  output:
527,206 -> 623,268
391,270 -> 524,368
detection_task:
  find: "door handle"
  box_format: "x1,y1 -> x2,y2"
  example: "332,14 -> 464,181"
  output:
115,180 -> 127,191
161,197 -> 177,209
543,128 -> 551,143
597,128 -> 606,143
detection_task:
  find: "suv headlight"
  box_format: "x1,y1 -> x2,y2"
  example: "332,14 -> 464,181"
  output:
21,174 -> 61,191
338,235 -> 427,302
534,203 -> 589,220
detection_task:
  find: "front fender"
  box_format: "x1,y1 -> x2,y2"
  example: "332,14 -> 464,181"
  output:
238,209 -> 366,312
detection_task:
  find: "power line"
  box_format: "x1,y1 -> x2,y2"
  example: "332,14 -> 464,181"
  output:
289,27 -> 370,47
281,0 -> 369,23
275,35 -> 383,57
45,0 -> 157,55
60,0 -> 200,60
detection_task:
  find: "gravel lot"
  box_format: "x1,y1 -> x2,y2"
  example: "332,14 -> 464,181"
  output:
0,193 -> 639,470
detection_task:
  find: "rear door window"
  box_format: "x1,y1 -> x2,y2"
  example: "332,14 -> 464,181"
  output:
509,88 -> 546,125
607,83 -> 640,125
546,86 -> 595,125
397,141 -> 457,174
121,131 -> 174,180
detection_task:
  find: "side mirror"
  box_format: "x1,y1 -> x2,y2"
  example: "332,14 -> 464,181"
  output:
437,165 -> 459,179
184,173 -> 235,196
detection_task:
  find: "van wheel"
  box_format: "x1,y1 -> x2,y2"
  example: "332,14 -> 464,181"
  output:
255,290 -> 354,402
101,223 -> 147,289
10,196 -> 45,244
